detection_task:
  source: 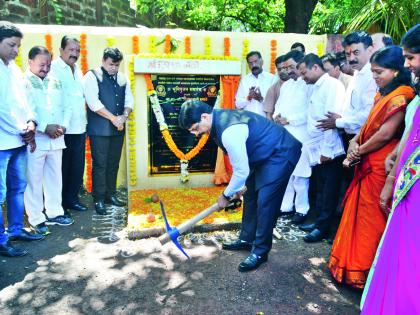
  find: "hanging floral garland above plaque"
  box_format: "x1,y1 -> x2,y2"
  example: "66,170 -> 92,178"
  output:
144,74 -> 209,183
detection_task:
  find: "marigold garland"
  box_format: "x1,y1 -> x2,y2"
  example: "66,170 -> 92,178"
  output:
184,36 -> 191,54
317,42 -> 325,57
107,36 -> 115,47
85,137 -> 92,192
79,33 -> 88,74
242,39 -> 250,74
132,35 -> 139,54
164,35 -> 171,54
223,37 -> 230,57
270,39 -> 277,74
149,35 -> 157,54
128,56 -> 137,186
204,36 -> 211,56
45,34 -> 53,54
144,74 -> 209,182
80,33 -> 91,190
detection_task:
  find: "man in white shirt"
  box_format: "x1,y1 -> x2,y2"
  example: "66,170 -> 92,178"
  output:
24,46 -> 74,236
298,54 -> 346,243
235,51 -> 274,116
272,50 -> 312,224
179,101 -> 301,272
50,36 -> 88,213
0,22 -> 44,258
316,31 -> 376,151
83,48 -> 133,215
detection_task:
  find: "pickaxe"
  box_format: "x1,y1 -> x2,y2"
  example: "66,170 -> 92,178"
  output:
158,199 -> 242,259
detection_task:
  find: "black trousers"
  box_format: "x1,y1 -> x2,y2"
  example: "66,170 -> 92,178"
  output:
90,135 -> 124,202
239,159 -> 295,256
313,156 -> 344,233
62,133 -> 86,206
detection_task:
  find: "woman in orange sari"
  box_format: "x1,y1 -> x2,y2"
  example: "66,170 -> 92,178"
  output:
328,45 -> 415,289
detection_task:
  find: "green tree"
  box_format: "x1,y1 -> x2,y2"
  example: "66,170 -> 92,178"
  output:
310,0 -> 420,41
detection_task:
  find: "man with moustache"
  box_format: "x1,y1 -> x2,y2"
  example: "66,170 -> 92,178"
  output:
50,36 -> 88,213
317,31 -> 377,153
263,55 -> 289,120
83,48 -> 133,215
272,50 -> 313,224
0,22 -> 44,257
24,46 -> 74,235
235,51 -> 275,117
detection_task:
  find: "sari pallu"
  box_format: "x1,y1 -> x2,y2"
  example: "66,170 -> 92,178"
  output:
328,85 -> 415,289
360,104 -> 420,315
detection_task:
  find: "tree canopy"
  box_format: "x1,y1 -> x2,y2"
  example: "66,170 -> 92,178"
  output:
135,0 -> 419,41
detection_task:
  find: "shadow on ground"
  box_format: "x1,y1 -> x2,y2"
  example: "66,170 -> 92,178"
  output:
0,195 -> 361,315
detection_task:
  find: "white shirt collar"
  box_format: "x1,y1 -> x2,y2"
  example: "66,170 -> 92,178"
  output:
56,56 -> 79,71
358,62 -> 371,75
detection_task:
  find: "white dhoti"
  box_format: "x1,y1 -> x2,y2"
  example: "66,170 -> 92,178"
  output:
24,148 -> 64,226
280,135 -> 312,215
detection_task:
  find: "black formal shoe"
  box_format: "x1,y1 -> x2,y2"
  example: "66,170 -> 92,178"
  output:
8,229 -> 45,242
105,195 -> 126,207
0,242 -> 27,257
290,213 -> 307,224
65,202 -> 88,212
298,223 -> 316,232
95,201 -> 107,215
238,253 -> 268,272
222,239 -> 252,251
278,210 -> 295,218
303,229 -> 326,243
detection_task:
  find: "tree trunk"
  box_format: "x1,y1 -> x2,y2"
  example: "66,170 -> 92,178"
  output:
284,0 -> 318,34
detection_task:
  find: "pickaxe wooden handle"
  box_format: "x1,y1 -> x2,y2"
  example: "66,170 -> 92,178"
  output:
158,203 -> 220,245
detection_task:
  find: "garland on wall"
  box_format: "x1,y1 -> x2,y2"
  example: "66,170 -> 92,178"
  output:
107,36 -> 115,47
45,34 -> 53,54
128,56 -> 137,186
132,35 -> 139,54
128,36 -> 139,186
149,35 -> 157,54
317,42 -> 325,57
270,39 -> 277,74
184,36 -> 191,54
204,36 -> 211,56
223,37 -> 230,57
79,33 -> 92,192
242,39 -> 250,74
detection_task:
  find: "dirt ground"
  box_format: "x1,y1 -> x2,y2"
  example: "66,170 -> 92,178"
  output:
0,193 -> 361,315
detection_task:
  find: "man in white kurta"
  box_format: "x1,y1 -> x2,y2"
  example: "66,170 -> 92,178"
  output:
272,50 -> 312,224
299,54 -> 346,243
50,36 -> 87,212
235,51 -> 274,116
24,46 -> 74,235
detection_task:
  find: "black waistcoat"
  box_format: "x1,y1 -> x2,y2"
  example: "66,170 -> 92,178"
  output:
87,68 -> 126,136
211,109 -> 301,167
